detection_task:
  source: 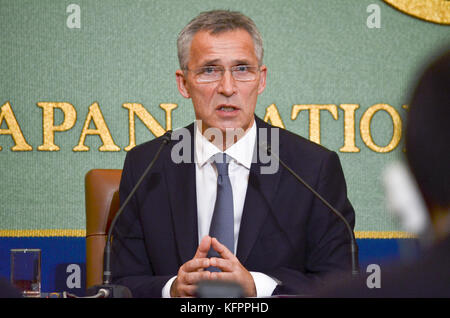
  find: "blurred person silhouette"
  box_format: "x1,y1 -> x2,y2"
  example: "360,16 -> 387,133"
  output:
318,48 -> 450,297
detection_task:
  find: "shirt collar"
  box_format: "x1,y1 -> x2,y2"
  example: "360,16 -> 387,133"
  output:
195,119 -> 256,170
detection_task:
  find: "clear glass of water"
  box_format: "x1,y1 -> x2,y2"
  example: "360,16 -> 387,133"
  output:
10,249 -> 41,297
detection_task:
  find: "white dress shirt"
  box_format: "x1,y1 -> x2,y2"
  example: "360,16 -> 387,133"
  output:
162,119 -> 277,297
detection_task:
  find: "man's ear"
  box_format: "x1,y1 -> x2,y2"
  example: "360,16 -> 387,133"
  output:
176,69 -> 191,98
257,65 -> 267,95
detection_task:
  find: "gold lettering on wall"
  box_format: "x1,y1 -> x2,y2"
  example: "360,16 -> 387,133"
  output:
339,104 -> 361,153
1,101 -> 408,153
291,104 -> 338,144
263,104 -> 285,128
73,102 -> 120,152
360,103 -> 402,153
160,103 -> 178,132
122,103 -> 177,151
0,102 -> 32,151
37,102 -> 76,151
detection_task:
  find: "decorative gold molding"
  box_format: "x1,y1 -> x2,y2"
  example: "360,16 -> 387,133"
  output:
0,229 -> 416,239
384,0 -> 450,25
355,231 -> 417,239
0,229 -> 86,237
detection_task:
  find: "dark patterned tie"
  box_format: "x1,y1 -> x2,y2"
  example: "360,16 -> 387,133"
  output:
207,153 -> 234,271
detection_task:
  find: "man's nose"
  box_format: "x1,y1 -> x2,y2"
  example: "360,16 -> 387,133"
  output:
217,70 -> 237,96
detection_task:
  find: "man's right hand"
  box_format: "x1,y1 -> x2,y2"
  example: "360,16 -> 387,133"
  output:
170,235 -> 212,297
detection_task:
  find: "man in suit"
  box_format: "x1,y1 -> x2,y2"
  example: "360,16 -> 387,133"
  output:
111,10 -> 356,298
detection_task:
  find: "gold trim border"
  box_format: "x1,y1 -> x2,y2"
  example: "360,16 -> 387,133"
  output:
355,231 -> 417,239
0,229 -> 416,239
0,229 -> 86,237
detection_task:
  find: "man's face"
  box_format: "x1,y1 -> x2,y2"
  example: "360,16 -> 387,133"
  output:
176,29 -> 267,135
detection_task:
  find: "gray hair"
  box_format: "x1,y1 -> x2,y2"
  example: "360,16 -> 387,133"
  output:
177,10 -> 264,70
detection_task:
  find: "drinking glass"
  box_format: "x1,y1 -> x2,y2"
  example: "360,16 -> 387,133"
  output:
10,249 -> 41,297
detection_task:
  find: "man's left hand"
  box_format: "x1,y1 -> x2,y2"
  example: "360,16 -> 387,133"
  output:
208,237 -> 257,297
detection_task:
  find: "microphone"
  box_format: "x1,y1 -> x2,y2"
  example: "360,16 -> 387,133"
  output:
86,130 -> 173,297
262,143 -> 359,278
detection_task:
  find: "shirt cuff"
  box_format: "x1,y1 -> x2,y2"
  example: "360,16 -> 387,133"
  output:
161,275 -> 177,298
249,271 -> 278,297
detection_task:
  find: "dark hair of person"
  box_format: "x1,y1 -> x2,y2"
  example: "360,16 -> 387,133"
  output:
405,49 -> 450,209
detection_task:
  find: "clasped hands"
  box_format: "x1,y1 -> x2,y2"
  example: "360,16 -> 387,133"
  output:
170,235 -> 256,297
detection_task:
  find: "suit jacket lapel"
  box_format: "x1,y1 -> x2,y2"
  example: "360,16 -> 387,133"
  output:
164,118 -> 283,266
164,123 -> 198,265
236,117 -> 283,264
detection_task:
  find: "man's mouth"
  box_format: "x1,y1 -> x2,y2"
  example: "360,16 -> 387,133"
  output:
216,104 -> 239,112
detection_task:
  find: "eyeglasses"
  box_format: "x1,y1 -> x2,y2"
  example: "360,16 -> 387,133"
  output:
186,65 -> 260,83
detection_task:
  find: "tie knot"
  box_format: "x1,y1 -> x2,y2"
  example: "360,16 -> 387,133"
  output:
213,153 -> 230,176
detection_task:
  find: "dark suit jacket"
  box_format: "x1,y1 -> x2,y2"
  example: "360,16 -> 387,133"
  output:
111,116 -> 356,297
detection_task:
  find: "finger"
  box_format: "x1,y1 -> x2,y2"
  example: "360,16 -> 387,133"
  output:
209,271 -> 236,282
194,235 -> 212,258
211,237 -> 235,260
210,271 -> 256,297
209,257 -> 233,272
182,257 -> 210,273
179,284 -> 198,297
184,271 -> 211,285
